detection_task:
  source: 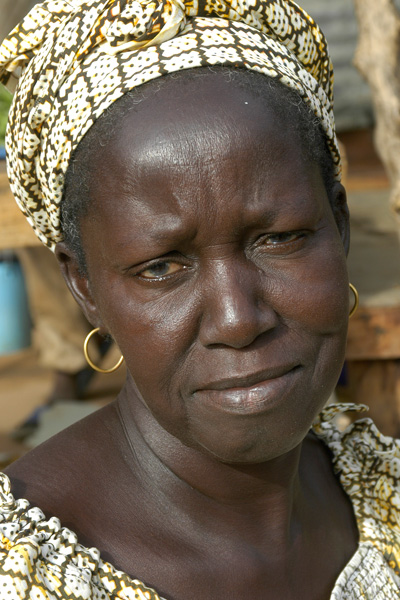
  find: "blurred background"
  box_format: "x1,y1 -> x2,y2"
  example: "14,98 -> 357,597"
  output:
1,0 -> 400,466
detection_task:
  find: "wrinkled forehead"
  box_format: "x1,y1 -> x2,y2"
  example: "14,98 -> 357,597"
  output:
86,69 -> 308,178
79,70 -> 326,232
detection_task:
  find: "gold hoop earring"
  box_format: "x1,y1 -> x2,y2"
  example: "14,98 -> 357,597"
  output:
349,283 -> 359,318
83,327 -> 124,374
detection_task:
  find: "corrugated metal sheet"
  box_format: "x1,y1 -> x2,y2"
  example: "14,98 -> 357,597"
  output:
300,0 -> 400,131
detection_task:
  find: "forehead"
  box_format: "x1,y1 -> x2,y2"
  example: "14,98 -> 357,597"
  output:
81,71 -> 327,245
89,71 -> 310,195
95,72 -> 306,154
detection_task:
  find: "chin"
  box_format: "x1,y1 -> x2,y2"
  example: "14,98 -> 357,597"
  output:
188,416 -> 311,465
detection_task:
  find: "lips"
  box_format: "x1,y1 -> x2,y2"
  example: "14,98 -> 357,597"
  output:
192,365 -> 301,415
195,365 -> 299,392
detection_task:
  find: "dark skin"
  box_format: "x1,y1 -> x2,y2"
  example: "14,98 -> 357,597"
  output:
6,73 -> 358,599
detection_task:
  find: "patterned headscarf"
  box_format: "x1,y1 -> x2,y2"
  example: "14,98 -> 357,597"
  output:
0,0 -> 340,250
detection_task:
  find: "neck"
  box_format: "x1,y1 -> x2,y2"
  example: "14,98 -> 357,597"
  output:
117,376 -> 310,542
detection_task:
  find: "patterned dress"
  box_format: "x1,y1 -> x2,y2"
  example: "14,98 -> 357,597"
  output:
1,403 -> 400,599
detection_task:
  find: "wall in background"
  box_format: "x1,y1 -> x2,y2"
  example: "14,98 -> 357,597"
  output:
301,0 -> 400,132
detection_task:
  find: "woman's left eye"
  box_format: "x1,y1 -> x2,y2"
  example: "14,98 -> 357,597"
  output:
262,231 -> 306,246
137,261 -> 184,280
254,230 -> 309,256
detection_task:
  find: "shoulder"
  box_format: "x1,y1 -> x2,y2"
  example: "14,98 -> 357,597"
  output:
4,401 -> 125,522
0,403 -> 164,599
313,402 -> 400,575
0,471 -> 163,600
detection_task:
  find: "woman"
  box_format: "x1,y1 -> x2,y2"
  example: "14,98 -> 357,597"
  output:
0,1 -> 399,599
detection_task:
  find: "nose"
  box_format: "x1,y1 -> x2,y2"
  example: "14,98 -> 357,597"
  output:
198,259 -> 279,349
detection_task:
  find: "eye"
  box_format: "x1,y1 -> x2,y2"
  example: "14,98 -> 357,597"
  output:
256,230 -> 309,254
137,260 -> 184,280
262,231 -> 306,245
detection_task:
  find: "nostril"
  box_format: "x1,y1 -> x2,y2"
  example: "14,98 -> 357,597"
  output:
199,292 -> 279,349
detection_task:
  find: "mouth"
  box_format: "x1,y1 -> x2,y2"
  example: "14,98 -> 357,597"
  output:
192,365 -> 302,415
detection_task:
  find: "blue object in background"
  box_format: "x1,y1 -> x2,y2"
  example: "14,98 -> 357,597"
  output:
0,254 -> 31,355
0,149 -> 31,353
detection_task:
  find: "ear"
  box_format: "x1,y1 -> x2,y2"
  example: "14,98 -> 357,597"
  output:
54,242 -> 105,332
330,182 -> 350,256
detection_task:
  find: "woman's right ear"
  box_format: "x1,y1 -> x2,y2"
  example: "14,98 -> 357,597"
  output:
54,242 -> 101,328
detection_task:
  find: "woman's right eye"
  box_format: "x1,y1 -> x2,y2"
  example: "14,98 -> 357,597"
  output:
136,261 -> 184,280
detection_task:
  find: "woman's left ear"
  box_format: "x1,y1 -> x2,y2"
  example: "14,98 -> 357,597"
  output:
54,242 -> 101,328
331,182 -> 350,256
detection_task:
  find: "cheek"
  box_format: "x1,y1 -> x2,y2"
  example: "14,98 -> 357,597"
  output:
267,237 -> 349,398
290,242 -> 349,396
277,240 -> 349,333
92,276 -> 198,409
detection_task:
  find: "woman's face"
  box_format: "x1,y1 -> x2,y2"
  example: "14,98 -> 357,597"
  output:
64,74 -> 350,464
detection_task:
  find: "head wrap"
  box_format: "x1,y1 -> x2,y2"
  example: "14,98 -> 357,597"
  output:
0,0 -> 340,250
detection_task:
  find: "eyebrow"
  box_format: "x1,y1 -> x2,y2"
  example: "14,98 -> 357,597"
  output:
113,213 -> 196,250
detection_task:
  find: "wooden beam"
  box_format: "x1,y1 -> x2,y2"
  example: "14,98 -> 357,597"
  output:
346,359 -> 400,437
353,0 -> 400,216
347,306 -> 400,360
0,171 -> 40,249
